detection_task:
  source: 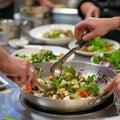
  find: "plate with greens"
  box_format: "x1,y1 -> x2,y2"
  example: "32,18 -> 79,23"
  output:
11,45 -> 75,63
29,24 -> 74,45
68,37 -> 120,56
91,50 -> 120,72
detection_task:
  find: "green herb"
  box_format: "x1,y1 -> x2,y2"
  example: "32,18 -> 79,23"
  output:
87,36 -> 113,52
63,66 -> 76,76
81,75 -> 99,95
64,83 -> 74,93
51,77 -> 60,90
109,50 -> 120,70
36,68 -> 43,77
92,50 -> 120,70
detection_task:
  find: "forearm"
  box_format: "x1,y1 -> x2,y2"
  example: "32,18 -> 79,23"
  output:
0,47 -> 9,71
105,17 -> 120,31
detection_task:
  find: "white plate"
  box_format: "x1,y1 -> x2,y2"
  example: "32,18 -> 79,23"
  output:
68,39 -> 120,56
8,37 -> 29,48
11,45 -> 75,61
29,24 -> 75,45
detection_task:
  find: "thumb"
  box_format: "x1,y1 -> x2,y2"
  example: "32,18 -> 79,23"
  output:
83,32 -> 95,40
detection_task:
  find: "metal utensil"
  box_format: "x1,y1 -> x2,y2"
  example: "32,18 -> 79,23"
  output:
35,76 -> 54,92
50,38 -> 87,74
35,82 -> 53,92
89,91 -> 112,105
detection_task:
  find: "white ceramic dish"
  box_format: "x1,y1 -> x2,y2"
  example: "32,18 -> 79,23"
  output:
11,45 -> 75,61
8,37 -> 29,49
68,39 -> 120,56
29,24 -> 75,45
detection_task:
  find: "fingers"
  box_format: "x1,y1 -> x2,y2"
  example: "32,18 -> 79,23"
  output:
104,73 -> 120,98
104,79 -> 115,92
74,22 -> 87,40
82,31 -> 95,40
7,75 -> 19,83
94,11 -> 100,18
21,66 -> 37,85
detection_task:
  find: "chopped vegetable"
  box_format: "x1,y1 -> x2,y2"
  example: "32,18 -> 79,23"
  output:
23,65 -> 103,100
23,85 -> 33,93
92,50 -> 120,70
80,90 -> 88,98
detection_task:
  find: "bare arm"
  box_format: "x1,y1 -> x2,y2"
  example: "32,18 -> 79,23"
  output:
0,47 -> 37,86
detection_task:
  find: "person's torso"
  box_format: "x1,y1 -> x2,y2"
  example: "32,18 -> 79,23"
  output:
96,0 -> 120,9
94,0 -> 120,17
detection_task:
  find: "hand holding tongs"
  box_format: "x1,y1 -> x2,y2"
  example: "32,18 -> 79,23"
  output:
50,36 -> 87,74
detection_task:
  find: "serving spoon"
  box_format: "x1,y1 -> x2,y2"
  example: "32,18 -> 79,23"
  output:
50,37 -> 87,74
50,30 -> 89,75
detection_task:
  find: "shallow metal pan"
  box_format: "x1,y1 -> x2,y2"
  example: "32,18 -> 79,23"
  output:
20,61 -> 116,112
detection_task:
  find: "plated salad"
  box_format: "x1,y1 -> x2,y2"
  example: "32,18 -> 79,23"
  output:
80,36 -> 113,53
43,28 -> 74,39
91,50 -> 120,71
15,49 -> 64,63
23,65 -> 104,100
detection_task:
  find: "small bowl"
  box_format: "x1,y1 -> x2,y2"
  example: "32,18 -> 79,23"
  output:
8,37 -> 29,49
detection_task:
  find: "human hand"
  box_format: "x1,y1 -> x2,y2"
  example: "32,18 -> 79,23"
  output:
104,73 -> 120,98
80,2 -> 100,18
2,56 -> 37,87
85,6 -> 100,18
74,17 -> 118,40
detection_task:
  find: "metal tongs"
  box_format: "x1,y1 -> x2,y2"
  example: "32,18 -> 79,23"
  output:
50,37 -> 87,74
89,91 -> 111,105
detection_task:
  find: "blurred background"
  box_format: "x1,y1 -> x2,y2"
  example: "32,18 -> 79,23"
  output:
14,0 -> 82,25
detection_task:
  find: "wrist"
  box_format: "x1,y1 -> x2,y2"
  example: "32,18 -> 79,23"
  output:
117,17 -> 120,30
103,17 -> 120,32
0,48 -> 9,72
110,17 -> 120,31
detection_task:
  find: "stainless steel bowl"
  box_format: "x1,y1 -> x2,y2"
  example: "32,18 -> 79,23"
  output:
20,61 -> 116,112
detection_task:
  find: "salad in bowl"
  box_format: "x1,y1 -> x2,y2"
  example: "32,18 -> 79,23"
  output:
91,50 -> 120,72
